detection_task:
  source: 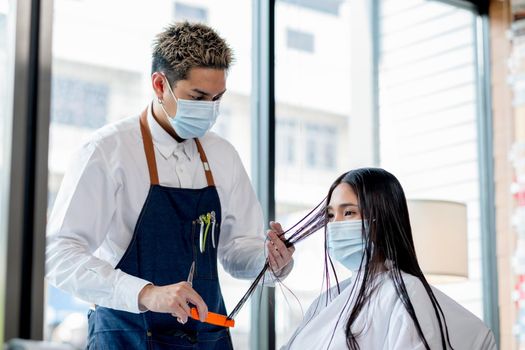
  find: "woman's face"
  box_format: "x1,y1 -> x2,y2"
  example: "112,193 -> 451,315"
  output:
327,183 -> 362,223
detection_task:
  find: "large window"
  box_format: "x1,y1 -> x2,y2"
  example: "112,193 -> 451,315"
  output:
46,0 -> 253,348
274,0 -> 493,348
378,0 -> 485,318
274,0 -> 365,347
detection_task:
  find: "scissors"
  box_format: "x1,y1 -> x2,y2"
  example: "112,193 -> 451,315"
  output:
180,261 -> 235,328
187,261 -> 195,285
176,261 -> 196,324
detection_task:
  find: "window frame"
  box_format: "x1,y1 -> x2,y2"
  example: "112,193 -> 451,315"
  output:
4,0 -> 53,341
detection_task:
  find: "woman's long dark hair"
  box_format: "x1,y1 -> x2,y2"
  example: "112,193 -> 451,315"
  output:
327,168 -> 453,350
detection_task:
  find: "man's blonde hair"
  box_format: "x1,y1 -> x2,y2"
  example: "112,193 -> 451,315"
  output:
152,22 -> 233,84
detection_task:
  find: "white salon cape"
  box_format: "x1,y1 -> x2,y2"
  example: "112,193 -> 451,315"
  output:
46,104 -> 291,313
282,271 -> 496,350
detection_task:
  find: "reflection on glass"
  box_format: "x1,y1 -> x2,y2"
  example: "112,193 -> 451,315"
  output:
275,0 -> 357,347
46,1 -> 252,348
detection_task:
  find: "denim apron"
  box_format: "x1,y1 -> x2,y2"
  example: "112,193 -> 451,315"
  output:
87,110 -> 233,349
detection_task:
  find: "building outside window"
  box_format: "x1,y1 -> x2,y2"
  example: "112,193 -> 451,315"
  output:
286,28 -> 315,53
51,77 -> 109,129
174,2 -> 208,23
277,119 -> 297,166
304,123 -> 337,170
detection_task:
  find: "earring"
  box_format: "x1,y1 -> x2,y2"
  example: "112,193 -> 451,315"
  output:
157,97 -> 163,105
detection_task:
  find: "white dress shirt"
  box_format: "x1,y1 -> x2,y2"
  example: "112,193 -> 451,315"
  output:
282,271 -> 496,350
46,105 -> 279,314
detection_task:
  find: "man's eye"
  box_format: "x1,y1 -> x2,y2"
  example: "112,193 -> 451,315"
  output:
191,95 -> 204,101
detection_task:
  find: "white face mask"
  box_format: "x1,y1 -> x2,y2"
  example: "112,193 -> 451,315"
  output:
159,76 -> 220,139
327,220 -> 367,271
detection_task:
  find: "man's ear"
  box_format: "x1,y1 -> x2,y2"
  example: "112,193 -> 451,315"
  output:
151,72 -> 166,100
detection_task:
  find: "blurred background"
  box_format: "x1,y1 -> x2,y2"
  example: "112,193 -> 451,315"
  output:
0,0 -> 522,349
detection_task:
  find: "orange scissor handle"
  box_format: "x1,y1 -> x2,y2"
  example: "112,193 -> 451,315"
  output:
190,307 -> 235,328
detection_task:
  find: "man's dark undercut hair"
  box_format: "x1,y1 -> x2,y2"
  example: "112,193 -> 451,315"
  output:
152,21 -> 233,85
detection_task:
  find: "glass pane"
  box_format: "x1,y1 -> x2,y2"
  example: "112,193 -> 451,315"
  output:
45,1 -> 252,347
274,0 -> 373,347
378,0 -> 484,318
0,0 -> 13,344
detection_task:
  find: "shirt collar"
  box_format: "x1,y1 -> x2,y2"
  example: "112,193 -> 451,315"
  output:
147,103 -> 195,161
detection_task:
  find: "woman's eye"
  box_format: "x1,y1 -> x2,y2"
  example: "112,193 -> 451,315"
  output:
191,95 -> 204,101
327,212 -> 334,219
344,211 -> 354,216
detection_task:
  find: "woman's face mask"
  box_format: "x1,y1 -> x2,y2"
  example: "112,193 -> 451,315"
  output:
327,220 -> 367,271
326,183 -> 367,271
159,76 -> 220,139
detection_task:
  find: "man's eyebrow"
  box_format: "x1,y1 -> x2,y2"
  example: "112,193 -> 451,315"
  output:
192,88 -> 227,97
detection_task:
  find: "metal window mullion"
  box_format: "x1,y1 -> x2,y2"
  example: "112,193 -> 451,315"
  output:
474,13 -> 500,344
372,0 -> 381,166
5,0 -> 34,341
251,0 -> 276,349
4,0 -> 53,341
30,0 -> 53,341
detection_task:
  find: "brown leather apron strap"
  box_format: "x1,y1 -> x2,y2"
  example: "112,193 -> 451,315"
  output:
139,109 -> 160,185
194,138 -> 216,187
139,107 -> 215,187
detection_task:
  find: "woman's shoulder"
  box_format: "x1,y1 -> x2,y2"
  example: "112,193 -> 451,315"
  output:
377,271 -> 464,312
385,271 -> 495,349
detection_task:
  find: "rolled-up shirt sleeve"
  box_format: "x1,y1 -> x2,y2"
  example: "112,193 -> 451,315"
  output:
45,141 -> 150,313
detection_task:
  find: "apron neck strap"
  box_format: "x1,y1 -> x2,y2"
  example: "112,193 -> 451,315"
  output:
139,109 -> 160,185
194,138 -> 216,187
139,108 -> 215,187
